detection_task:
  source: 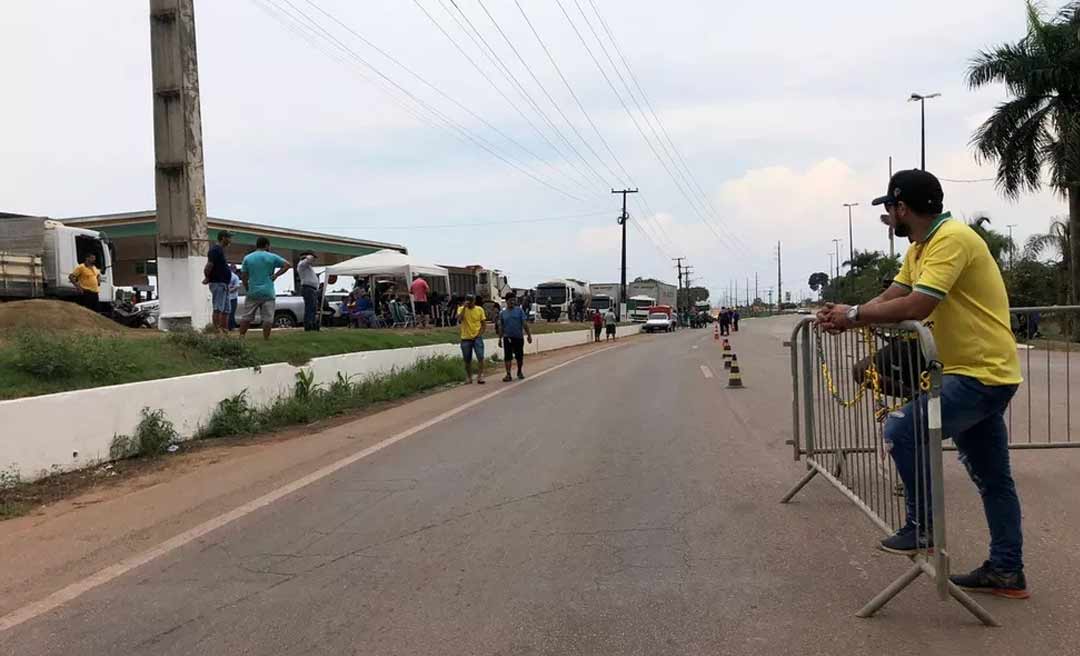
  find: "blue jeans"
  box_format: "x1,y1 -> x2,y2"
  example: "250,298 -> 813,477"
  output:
460,337 -> 485,363
301,285 -> 319,331
228,298 -> 238,330
883,374 -> 1022,571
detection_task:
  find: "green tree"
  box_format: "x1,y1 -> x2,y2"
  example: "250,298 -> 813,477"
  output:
822,250 -> 900,304
808,272 -> 829,293
967,2 -> 1080,305
967,215 -> 1015,267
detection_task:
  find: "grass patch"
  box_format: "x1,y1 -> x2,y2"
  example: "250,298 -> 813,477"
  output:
0,322 -> 602,400
198,356 -> 464,439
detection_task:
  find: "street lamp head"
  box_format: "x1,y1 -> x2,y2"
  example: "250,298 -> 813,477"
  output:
910,92 -> 941,101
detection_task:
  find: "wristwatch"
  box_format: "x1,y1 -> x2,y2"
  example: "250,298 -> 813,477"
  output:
846,305 -> 859,323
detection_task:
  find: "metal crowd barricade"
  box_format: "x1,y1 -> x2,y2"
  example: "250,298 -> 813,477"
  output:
1000,306 -> 1080,449
782,317 -> 997,626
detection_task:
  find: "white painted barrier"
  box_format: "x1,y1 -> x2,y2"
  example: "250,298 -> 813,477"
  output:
0,324 -> 641,481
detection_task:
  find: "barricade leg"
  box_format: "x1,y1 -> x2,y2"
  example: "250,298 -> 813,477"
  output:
856,561 -> 922,618
779,468 -> 818,504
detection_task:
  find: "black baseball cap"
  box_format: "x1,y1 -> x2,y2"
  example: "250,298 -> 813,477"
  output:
872,169 -> 944,215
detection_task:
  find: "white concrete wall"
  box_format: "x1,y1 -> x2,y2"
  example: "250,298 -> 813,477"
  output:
0,325 -> 641,481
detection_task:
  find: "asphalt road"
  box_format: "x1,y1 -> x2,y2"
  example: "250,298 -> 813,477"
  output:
3,317 -> 1079,655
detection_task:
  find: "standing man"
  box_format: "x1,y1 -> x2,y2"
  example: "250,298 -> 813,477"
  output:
496,294 -> 532,381
239,237 -> 291,341
604,306 -> 618,341
202,230 -> 232,331
68,253 -> 102,311
732,308 -> 741,332
410,273 -> 430,329
457,294 -> 487,384
819,170 -> 1026,598
227,265 -> 242,331
591,309 -> 604,342
718,307 -> 731,336
296,252 -> 320,332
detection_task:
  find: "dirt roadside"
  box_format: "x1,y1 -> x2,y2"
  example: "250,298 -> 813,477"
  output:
0,334 -> 643,617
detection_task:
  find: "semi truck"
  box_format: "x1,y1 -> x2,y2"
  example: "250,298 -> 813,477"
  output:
535,278 -> 589,322
0,216 -> 116,310
587,282 -> 620,316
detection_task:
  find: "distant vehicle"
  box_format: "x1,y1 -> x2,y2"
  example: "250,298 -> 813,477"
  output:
642,311 -> 675,333
535,278 -> 589,322
0,216 -> 116,311
628,279 -> 677,310
588,282 -> 621,317
627,294 -> 656,322
797,307 -> 812,315
441,264 -> 512,319
236,294 -> 306,328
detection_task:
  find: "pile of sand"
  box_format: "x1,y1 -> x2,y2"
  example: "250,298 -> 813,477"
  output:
0,299 -> 130,335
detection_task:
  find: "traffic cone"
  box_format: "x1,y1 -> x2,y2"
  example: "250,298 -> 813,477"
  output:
724,353 -> 732,370
713,322 -> 720,340
727,354 -> 744,388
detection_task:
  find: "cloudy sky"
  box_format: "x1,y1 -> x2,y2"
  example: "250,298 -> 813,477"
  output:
1,0 -> 1068,302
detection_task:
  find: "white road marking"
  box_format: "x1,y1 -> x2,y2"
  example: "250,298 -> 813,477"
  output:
700,365 -> 714,379
0,344 -> 622,634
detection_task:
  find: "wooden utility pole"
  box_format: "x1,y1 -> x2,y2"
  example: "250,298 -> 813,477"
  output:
612,188 -> 638,321
150,0 -> 210,330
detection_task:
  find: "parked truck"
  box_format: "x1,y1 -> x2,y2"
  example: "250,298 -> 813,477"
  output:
627,279 -> 677,310
587,282 -> 620,317
441,264 -> 513,319
535,278 -> 589,322
0,216 -> 116,310
627,294 -> 656,322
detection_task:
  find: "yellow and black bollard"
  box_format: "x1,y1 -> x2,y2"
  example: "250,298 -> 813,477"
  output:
727,354 -> 744,388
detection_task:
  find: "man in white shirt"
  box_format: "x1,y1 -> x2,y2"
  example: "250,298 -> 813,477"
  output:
296,252 -> 320,332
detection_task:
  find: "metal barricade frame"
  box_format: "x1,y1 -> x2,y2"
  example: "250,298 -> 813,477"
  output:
781,317 -> 997,626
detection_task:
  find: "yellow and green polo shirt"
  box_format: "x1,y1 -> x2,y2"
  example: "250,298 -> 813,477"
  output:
893,212 -> 1021,386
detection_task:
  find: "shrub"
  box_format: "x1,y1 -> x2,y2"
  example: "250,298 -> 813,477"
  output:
11,332 -> 134,381
166,330 -> 259,369
112,408 -> 180,458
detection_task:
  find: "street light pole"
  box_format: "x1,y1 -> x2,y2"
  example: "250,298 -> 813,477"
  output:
909,92 -> 941,170
612,188 -> 638,320
832,239 -> 842,278
1006,223 -> 1018,269
843,202 -> 858,266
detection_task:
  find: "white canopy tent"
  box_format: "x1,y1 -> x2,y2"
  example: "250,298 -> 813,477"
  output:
324,249 -> 449,319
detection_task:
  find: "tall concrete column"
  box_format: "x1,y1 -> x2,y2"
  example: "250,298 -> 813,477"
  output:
150,0 -> 210,330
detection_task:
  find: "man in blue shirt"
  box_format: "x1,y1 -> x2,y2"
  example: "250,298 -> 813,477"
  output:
239,236 -> 291,340
202,230 -> 233,332
496,294 -> 532,381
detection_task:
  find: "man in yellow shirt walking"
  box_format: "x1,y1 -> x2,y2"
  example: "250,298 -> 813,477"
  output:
457,294 -> 488,384
819,170 -> 1027,599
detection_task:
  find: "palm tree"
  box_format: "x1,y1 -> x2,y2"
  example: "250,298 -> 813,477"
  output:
967,215 -> 1014,266
841,250 -> 884,275
967,1 -> 1080,304
1024,217 -> 1071,262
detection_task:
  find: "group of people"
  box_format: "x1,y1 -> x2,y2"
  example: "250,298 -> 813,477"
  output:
589,307 -> 618,342
716,307 -> 740,336
204,230 -> 286,339
456,292 -> 533,384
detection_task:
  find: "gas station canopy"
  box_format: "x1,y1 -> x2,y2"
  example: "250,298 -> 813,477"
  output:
62,211 -> 407,287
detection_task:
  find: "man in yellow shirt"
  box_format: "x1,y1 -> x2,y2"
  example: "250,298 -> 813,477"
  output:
69,253 -> 102,311
457,294 -> 488,384
820,170 -> 1026,599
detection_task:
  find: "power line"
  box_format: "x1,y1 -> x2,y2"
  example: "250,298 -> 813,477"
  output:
583,0 -> 758,261
553,0 -> 744,258
408,0 -> 596,195
438,0 -> 609,191
257,0 -> 586,201
292,0 -> 595,199
939,177 -> 996,183
308,208 -> 610,230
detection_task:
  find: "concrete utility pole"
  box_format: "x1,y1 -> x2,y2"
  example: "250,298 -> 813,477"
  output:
150,0 -> 210,331
888,156 -> 895,260
843,203 -> 858,265
612,188 -> 638,321
776,241 -> 782,310
832,239 -> 842,278
673,257 -> 685,316
754,272 -> 758,305
1006,224 -> 1018,269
